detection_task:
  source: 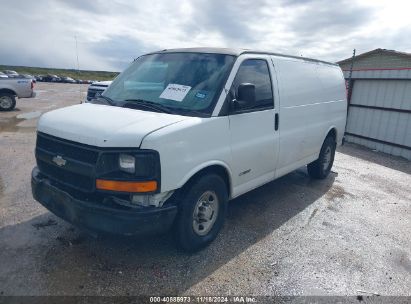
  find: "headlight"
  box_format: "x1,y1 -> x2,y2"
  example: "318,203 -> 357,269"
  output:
119,153 -> 135,173
96,150 -> 161,193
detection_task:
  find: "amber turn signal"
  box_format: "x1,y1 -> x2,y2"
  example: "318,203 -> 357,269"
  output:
96,179 -> 157,193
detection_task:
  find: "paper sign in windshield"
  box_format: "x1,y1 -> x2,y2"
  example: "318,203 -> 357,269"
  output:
160,84 -> 191,102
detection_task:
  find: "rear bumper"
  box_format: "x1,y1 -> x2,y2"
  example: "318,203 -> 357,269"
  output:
17,91 -> 36,99
31,167 -> 178,236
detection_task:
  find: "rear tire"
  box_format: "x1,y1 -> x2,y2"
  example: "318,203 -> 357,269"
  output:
307,136 -> 336,179
0,93 -> 16,111
174,174 -> 228,252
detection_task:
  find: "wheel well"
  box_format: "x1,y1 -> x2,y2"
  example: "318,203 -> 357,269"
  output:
0,88 -> 16,96
182,165 -> 231,198
327,128 -> 337,142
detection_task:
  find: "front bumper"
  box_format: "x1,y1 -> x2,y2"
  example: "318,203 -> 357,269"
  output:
31,167 -> 178,236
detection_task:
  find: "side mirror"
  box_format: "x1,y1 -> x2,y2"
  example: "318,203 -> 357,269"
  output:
232,83 -> 256,111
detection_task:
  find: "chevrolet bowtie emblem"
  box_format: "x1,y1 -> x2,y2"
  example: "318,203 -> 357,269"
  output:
52,155 -> 67,167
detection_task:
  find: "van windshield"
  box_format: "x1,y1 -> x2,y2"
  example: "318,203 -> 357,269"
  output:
103,52 -> 235,116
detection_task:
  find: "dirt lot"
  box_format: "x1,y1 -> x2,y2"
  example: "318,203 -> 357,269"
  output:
0,83 -> 410,296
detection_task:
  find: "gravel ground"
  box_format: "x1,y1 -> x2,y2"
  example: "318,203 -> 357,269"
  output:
0,83 -> 410,296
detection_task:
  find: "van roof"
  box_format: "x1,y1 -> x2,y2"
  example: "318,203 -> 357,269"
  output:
149,47 -> 338,66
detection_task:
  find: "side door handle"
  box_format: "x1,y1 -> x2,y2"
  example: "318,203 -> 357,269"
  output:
275,113 -> 279,131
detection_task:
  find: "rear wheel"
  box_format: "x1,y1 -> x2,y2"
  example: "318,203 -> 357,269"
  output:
174,174 -> 228,252
307,136 -> 336,179
0,93 -> 16,111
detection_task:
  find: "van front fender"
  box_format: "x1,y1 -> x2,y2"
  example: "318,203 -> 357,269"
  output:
177,161 -> 233,197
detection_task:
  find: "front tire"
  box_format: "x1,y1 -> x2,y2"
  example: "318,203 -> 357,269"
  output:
174,174 -> 228,252
307,136 -> 336,179
0,93 -> 16,111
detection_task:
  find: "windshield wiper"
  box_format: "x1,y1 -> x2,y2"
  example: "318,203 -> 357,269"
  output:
122,99 -> 208,117
95,95 -> 116,106
122,99 -> 174,114
174,108 -> 209,117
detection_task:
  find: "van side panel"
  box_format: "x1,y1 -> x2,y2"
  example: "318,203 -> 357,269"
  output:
272,56 -> 346,176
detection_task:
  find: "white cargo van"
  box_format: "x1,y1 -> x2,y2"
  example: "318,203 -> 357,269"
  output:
32,48 -> 346,251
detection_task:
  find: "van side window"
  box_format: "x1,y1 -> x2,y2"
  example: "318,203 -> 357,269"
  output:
231,59 -> 274,112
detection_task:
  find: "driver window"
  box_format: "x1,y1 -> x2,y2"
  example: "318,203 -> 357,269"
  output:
231,59 -> 274,111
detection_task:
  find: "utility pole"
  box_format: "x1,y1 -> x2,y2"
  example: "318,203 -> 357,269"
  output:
347,49 -> 356,104
75,35 -> 82,102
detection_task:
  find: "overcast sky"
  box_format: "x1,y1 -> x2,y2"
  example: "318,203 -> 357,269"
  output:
1,0 -> 411,72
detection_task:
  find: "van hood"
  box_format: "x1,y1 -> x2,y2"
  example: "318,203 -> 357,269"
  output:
37,103 -> 188,147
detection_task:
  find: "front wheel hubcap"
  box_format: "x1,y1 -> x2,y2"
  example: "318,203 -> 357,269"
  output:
0,96 -> 12,109
193,191 -> 219,236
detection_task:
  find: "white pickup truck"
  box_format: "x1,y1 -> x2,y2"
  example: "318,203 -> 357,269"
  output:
32,48 -> 346,251
0,78 -> 36,110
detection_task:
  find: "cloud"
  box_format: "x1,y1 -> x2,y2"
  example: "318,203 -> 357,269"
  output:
1,0 -> 411,71
56,0 -> 104,14
186,0 -> 268,44
91,35 -> 150,70
285,1 -> 375,36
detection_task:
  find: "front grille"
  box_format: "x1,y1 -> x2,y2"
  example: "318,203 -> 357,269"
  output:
37,133 -> 99,164
37,160 -> 94,191
87,88 -> 105,99
36,133 -> 100,192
